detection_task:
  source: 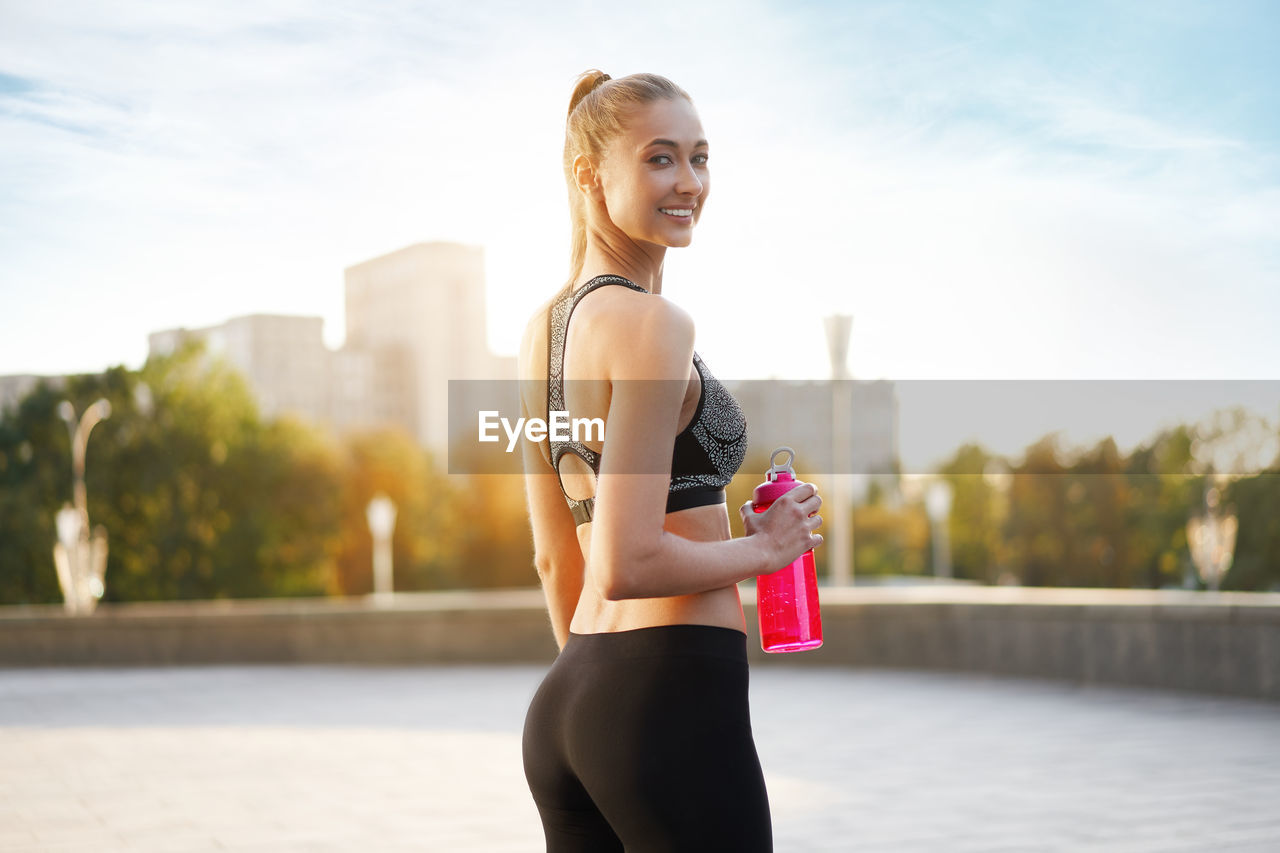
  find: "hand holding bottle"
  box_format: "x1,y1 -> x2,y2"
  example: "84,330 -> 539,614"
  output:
739,481 -> 823,571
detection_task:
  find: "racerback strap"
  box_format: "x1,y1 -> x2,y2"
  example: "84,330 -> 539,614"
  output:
547,275 -> 649,524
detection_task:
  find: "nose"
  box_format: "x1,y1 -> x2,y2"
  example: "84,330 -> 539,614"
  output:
675,159 -> 703,198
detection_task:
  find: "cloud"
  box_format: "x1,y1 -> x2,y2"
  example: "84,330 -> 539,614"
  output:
0,0 -> 1276,387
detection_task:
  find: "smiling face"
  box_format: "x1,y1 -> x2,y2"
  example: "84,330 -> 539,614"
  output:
591,97 -> 709,249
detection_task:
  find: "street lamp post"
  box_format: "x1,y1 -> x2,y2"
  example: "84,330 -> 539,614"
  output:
1187,485 -> 1237,592
925,479 -> 954,579
1184,410 -> 1266,592
824,314 -> 854,587
366,493 -> 398,604
53,398 -> 111,615
983,459 -> 1015,585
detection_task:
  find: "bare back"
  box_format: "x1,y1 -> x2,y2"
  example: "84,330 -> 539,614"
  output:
519,284 -> 747,635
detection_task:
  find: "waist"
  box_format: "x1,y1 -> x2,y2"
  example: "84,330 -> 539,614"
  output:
570,583 -> 746,638
566,623 -> 747,661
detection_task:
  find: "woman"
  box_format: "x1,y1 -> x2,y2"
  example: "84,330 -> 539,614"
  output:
518,70 -> 823,852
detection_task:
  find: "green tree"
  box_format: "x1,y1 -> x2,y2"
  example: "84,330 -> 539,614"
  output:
0,380 -> 74,604
1123,425 -> 1199,589
0,341 -> 348,604
1224,472 -> 1280,591
937,443 -> 1003,584
1063,437 -> 1131,587
334,427 -> 454,594
1004,435 -> 1071,586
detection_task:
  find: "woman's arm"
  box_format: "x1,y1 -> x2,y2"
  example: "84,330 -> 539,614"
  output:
590,297 -> 823,601
518,324 -> 586,652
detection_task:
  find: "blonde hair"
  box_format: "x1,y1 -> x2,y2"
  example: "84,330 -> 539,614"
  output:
561,69 -> 693,292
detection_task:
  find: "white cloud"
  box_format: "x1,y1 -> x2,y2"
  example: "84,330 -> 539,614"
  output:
0,0 -> 1276,394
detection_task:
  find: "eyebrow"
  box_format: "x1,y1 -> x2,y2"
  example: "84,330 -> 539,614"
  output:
644,138 -> 709,150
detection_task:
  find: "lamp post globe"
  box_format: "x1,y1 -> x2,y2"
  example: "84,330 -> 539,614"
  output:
366,493 -> 398,602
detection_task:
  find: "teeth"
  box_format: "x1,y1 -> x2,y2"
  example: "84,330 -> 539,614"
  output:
660,208 -> 693,216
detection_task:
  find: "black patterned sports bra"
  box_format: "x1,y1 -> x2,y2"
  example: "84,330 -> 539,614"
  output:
547,275 -> 749,526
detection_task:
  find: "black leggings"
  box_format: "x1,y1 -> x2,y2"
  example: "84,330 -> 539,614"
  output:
522,624 -> 773,852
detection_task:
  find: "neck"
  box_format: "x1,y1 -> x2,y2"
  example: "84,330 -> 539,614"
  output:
577,241 -> 665,295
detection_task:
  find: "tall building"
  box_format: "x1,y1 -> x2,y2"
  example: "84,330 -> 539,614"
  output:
327,344 -> 416,437
144,241 -> 513,449
345,242 -> 515,450
148,315 -> 331,424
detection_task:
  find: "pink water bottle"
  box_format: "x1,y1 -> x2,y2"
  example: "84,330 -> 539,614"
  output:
752,446 -> 823,653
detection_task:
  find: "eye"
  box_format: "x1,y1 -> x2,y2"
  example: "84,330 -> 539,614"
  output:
649,153 -> 710,166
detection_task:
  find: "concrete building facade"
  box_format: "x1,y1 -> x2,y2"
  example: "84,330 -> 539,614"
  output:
327,344 -> 417,437
344,242 -> 515,449
149,315 -> 331,424
144,242 -> 513,451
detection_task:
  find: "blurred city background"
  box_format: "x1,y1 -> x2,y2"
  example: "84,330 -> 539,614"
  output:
2,1 -> 1279,851
2,235 -> 1279,605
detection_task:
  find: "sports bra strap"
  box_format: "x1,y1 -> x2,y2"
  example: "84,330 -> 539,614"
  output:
547,275 -> 649,517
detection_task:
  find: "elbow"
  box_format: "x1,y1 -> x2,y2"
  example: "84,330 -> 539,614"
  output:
595,537 -> 661,601
598,572 -> 629,601
591,555 -> 628,600
533,553 -> 572,585
534,547 -> 594,589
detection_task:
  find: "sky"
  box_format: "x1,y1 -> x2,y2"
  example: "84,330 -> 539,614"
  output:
2,0 -> 1278,467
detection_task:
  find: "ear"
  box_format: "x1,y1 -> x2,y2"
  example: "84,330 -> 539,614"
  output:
572,153 -> 601,199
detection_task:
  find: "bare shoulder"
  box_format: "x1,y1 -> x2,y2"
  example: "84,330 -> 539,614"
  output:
517,286 -> 694,383
577,288 -> 695,380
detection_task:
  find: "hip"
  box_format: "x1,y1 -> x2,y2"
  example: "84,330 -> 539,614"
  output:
529,623 -> 755,742
569,580 -> 747,636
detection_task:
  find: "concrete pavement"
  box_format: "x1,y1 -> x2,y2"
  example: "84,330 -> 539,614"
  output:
2,664 -> 1278,851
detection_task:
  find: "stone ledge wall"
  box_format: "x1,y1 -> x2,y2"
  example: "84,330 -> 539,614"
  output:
2,587 -> 1277,701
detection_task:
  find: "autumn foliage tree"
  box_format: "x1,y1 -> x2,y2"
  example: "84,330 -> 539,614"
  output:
3,346 -> 1277,602
0,341 -> 537,605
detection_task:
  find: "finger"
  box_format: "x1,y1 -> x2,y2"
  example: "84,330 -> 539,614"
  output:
809,514 -> 823,529
812,533 -> 824,547
788,484 -> 816,503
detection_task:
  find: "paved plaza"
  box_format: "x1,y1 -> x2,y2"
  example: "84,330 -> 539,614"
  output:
1,663 -> 1278,852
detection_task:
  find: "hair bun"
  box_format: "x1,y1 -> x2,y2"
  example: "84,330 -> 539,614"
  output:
567,69 -> 611,120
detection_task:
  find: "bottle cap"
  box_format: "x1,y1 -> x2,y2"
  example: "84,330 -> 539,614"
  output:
767,446 -> 796,483
754,446 -> 802,505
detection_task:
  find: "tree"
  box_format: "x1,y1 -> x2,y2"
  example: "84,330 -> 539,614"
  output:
0,380 -> 73,604
0,341 -> 348,604
1004,435 -> 1072,586
937,443 -> 1003,584
1124,425 -> 1198,589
